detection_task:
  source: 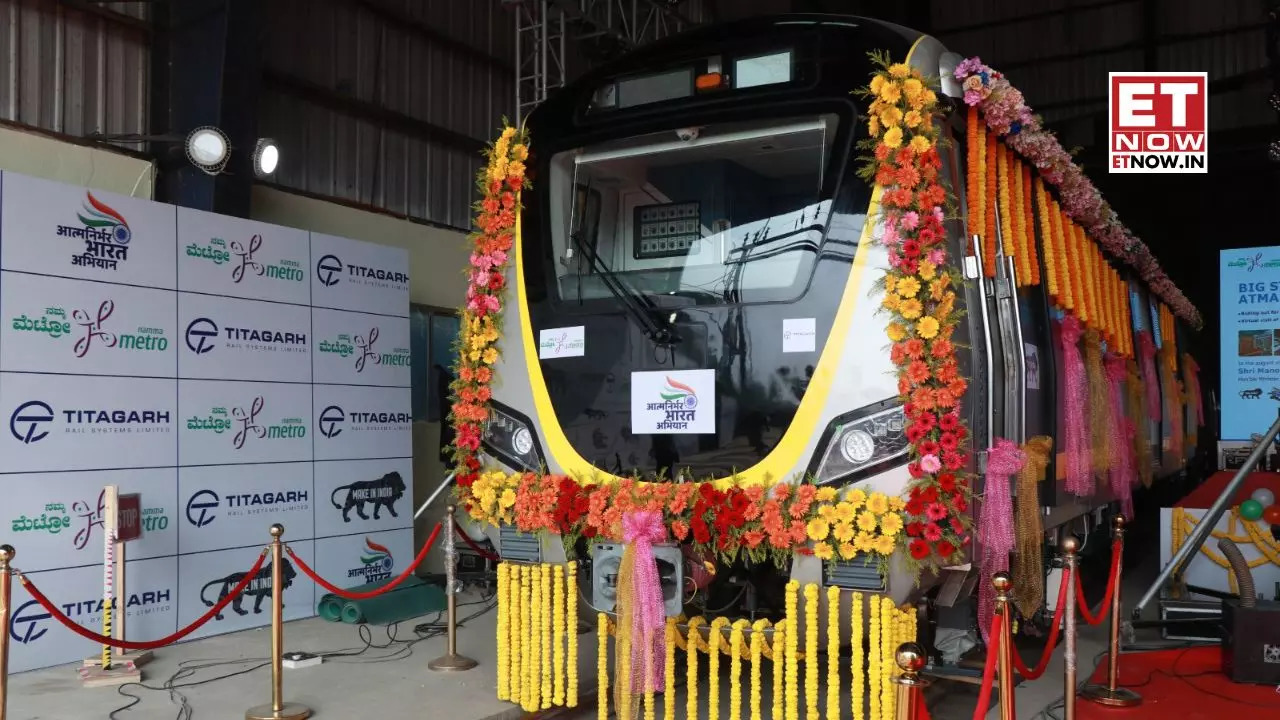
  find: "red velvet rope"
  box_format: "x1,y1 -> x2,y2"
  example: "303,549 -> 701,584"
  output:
455,524 -> 500,562
1075,539 -> 1122,626
19,550 -> 268,651
1011,566 -> 1072,680
971,610 -> 1004,720
288,522 -> 441,600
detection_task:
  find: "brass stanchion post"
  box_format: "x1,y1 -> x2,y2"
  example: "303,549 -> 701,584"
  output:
1081,516 -> 1142,707
429,506 -> 478,671
1,545 -> 14,720
892,642 -> 931,720
246,525 -> 311,720
1062,535 -> 1079,720
993,572 -> 1015,720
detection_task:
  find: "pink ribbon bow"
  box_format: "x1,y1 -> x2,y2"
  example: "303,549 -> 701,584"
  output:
622,510 -> 667,693
978,437 -> 1025,644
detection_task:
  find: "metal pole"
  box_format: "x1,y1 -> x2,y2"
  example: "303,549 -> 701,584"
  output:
993,572 -> 1015,720
414,472 -> 455,521
246,525 -> 310,720
429,506 -> 478,671
1062,535 -> 1080,720
1133,409 -> 1280,619
1081,516 -> 1142,707
892,642 -> 931,720
0,545 -> 13,720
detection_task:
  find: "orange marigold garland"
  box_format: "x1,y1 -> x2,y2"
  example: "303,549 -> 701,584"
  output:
984,130 -> 999,277
1022,164 -> 1040,286
965,107 -> 983,254
451,123 -> 529,490
996,143 -> 1015,262
1036,179 -> 1058,301
860,52 -> 973,574
1010,152 -> 1028,284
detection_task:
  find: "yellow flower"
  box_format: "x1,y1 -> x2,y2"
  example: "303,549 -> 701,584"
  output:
882,126 -> 903,149
835,501 -> 857,522
833,521 -> 856,543
819,504 -> 838,523
895,276 -> 921,299
813,541 -> 835,560
879,106 -> 903,129
816,486 -> 838,502
886,322 -> 907,342
482,347 -> 499,365
839,542 -> 858,560
854,532 -> 875,552
879,512 -> 904,536
868,115 -> 881,137
857,510 -> 879,533
480,488 -> 498,508
501,126 -> 517,140
500,489 -> 517,508
873,534 -> 897,556
917,260 -> 937,281
938,290 -> 957,319
881,292 -> 900,311
508,160 -> 526,179
916,316 -> 940,339
870,74 -> 886,95
888,496 -> 905,512
883,275 -> 897,294
888,63 -> 911,79
866,492 -> 890,514
845,488 -> 867,508
898,298 -> 923,320
806,518 -> 831,542
903,78 -> 924,99
512,143 -> 529,161
878,82 -> 902,105
909,135 -> 932,153
904,110 -> 922,129
923,89 -> 938,105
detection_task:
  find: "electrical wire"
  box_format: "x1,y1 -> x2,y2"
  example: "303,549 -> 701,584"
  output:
108,584 -> 497,719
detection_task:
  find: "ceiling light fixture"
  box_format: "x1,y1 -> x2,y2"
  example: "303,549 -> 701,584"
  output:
185,126 -> 231,176
253,138 -> 280,177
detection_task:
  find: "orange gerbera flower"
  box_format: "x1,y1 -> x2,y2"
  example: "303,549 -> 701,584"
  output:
904,338 -> 925,358
911,387 -> 936,410
907,360 -> 931,384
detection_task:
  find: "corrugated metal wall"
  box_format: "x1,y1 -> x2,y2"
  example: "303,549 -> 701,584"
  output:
260,0 -> 517,231
0,0 -> 149,138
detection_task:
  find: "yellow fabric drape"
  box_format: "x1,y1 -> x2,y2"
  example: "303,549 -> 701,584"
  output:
1013,436 -> 1054,616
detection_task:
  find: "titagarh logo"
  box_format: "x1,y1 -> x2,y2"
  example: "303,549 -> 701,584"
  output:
349,537 -> 395,582
660,376 -> 699,409
9,588 -> 171,644
79,193 -> 132,244
1227,252 -> 1280,272
315,253 -> 408,289
9,401 -> 170,444
187,397 -> 306,449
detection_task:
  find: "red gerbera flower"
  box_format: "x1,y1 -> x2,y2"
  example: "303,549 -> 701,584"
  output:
909,539 -> 930,560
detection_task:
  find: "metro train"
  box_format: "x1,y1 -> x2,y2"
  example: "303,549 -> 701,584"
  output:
471,14 -> 1204,632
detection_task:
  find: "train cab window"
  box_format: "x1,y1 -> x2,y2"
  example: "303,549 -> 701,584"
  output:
546,114 -> 840,306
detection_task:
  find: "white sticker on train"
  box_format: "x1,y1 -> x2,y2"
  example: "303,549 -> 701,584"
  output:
631,369 -> 716,434
539,326 -> 585,359
783,318 -> 817,353
1025,342 -> 1041,391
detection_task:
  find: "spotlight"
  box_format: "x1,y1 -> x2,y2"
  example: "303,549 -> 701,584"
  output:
185,126 -> 231,176
253,138 -> 279,177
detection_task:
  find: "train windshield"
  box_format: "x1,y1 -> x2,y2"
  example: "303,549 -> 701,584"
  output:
548,114 -> 840,305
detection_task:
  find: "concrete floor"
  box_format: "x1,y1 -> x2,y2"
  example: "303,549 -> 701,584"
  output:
6,491 -> 1183,720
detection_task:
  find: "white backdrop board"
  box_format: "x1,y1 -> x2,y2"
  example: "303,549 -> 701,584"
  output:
0,171 -> 411,672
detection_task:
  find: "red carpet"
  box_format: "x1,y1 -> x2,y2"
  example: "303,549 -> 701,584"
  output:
1076,646 -> 1280,719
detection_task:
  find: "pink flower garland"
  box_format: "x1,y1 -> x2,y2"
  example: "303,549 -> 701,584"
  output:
953,57 -> 1201,328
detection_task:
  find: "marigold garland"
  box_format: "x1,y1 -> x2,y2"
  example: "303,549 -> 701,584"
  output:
552,564 -> 565,706
730,620 -> 746,720
997,141 -> 1014,260
880,597 -> 894,720
521,566 -> 535,710
750,619 -> 766,720
664,619 -> 676,720
1037,179 -> 1059,302
966,107 -> 983,253
953,57 -> 1200,327
1010,151 -> 1028,282
709,617 -> 727,720
773,620 -> 787,718
1022,164 -> 1040,285
511,565 -> 523,704
869,597 -> 881,720
984,130 -> 999,276
687,618 -> 700,719
826,587 -> 840,720
859,53 -> 974,575
567,561 -> 579,707
497,563 -> 511,701
598,613 -> 610,720
804,584 -> 820,720
851,592 -> 865,720
785,581 -> 800,720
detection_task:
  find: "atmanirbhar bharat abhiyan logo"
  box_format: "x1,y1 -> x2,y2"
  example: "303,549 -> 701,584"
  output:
59,192 -> 132,271
646,376 -> 699,431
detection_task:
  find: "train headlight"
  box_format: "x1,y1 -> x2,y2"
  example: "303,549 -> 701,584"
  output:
809,400 -> 910,485
482,402 -> 545,472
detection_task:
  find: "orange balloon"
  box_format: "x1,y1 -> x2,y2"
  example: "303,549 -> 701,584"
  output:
1263,504 -> 1280,526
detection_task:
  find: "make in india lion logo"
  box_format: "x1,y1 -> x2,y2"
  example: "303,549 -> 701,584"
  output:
57,193 -> 133,272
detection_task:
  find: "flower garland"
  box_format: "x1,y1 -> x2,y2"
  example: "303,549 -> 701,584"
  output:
826,586 -> 840,720
860,53 -> 975,576
730,620 -> 746,720
497,563 -> 511,701
868,596 -> 880,720
450,124 -> 529,489
784,582 -> 799,720
953,57 -> 1200,327
598,613 -> 610,720
804,584 -> 819,720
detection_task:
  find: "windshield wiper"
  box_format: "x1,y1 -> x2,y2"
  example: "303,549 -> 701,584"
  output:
569,230 -> 679,346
